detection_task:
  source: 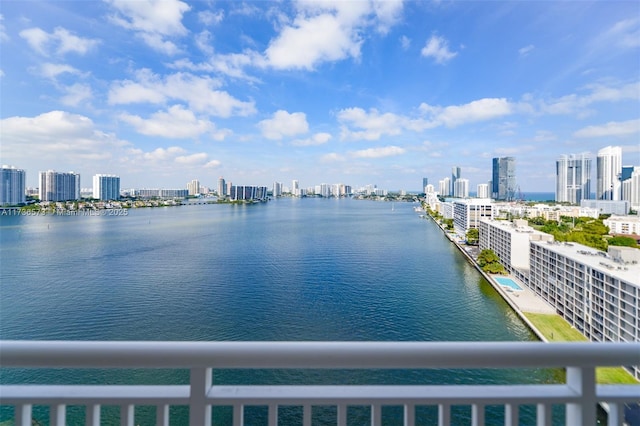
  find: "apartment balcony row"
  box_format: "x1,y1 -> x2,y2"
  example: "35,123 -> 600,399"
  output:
1,341 -> 639,426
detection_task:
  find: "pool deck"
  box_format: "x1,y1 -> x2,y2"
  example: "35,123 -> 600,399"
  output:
492,276 -> 556,315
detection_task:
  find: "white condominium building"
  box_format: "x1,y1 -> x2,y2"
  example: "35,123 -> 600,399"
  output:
478,219 -> 553,275
529,241 -> 640,379
603,215 -> 640,236
596,146 -> 622,201
0,165 -> 26,206
452,198 -> 493,237
93,174 -> 121,201
39,170 -> 80,202
556,153 -> 591,204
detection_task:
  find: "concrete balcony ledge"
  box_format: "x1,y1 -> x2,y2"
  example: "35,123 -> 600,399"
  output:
1,341 -> 638,426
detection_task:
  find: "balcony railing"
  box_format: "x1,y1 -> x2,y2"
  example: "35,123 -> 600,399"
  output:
1,341 -> 638,426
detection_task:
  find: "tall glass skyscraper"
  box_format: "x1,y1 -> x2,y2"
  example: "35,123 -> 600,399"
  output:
555,154 -> 591,204
596,146 -> 622,200
491,157 -> 516,201
39,170 -> 80,202
451,167 -> 461,196
93,174 -> 121,200
0,165 -> 26,206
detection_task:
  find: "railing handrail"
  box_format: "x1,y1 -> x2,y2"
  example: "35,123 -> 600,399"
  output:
1,340 -> 638,369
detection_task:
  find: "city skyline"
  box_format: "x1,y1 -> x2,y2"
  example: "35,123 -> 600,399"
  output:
1,1 -> 639,191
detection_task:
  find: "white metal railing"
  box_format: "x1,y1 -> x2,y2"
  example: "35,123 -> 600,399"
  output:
0,341 -> 638,426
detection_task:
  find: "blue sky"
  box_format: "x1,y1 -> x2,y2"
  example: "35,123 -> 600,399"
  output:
1,1 -> 638,193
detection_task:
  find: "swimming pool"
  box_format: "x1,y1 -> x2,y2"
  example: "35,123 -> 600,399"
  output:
494,276 -> 523,291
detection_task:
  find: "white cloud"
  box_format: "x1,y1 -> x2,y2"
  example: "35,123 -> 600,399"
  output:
195,30 -> 214,55
519,44 -> 534,56
143,146 -> 185,161
371,0 -> 404,34
105,0 -> 190,54
421,35 -> 457,64
175,152 -> 209,165
258,110 -> 309,140
119,105 -> 227,139
0,14 -> 8,42
292,132 -> 332,146
531,81 -> 640,116
264,1 -> 403,70
108,70 -> 256,117
321,152 -> 344,162
400,35 -> 411,50
198,10 -> 224,26
419,98 -> 513,127
39,63 -> 81,79
19,27 -> 99,56
265,13 -> 362,70
337,107 -> 405,140
0,111 -> 127,162
601,18 -> 640,49
573,118 -> 640,138
60,83 -> 93,107
351,146 -> 406,158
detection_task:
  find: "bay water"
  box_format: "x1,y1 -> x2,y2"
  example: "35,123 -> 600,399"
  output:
0,198 -> 561,425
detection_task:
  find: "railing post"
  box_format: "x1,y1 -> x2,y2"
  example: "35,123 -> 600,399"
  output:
536,403 -> 551,426
566,366 -> 597,426
504,404 -> 518,426
404,403 -> 415,426
156,404 -> 170,426
86,404 -> 101,426
121,404 -> 134,426
438,403 -> 450,426
189,367 -> 212,426
472,404 -> 484,426
268,403 -> 278,426
606,402 -> 623,426
372,404 -> 382,426
303,404 -> 312,426
50,404 -> 66,426
337,403 -> 347,426
15,404 -> 31,426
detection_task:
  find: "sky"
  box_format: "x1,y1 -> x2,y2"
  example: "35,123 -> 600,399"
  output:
1,0 -> 639,193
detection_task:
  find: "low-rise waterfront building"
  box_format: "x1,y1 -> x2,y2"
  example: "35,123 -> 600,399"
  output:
133,188 -> 189,198
581,199 -> 630,216
229,185 -> 268,201
528,240 -> 640,379
479,219 -> 553,278
603,215 -> 640,237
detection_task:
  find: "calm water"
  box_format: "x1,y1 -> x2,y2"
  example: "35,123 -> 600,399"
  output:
0,198 -> 561,425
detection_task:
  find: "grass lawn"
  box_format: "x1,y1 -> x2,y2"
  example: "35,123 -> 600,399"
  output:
524,312 -> 639,384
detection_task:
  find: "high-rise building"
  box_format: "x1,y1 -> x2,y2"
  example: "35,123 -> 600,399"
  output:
273,181 -> 283,197
422,177 -> 429,193
217,177 -> 226,197
596,146 -> 622,200
93,174 -> 120,201
292,180 -> 299,197
39,170 -> 80,202
454,178 -> 469,198
438,178 -> 451,197
623,167 -> 640,211
451,167 -> 461,196
491,157 -> 516,201
0,165 -> 26,206
187,179 -> 200,196
477,183 -> 489,199
555,154 -> 591,204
